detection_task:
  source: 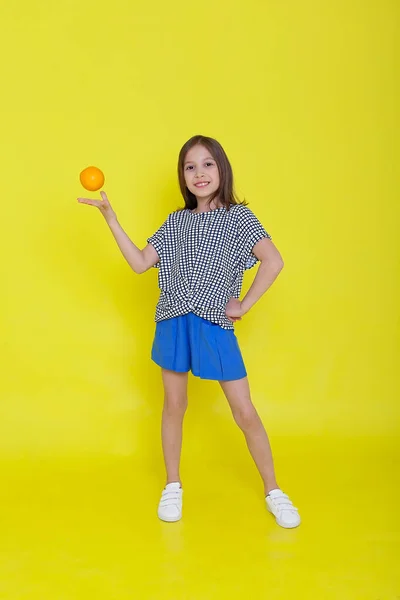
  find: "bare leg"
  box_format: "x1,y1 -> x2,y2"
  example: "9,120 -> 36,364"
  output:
161,368 -> 188,486
220,377 -> 279,495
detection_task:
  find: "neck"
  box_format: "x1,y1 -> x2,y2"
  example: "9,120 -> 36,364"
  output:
193,197 -> 222,213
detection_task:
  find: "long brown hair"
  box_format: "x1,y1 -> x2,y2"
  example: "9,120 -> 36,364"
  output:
177,135 -> 246,211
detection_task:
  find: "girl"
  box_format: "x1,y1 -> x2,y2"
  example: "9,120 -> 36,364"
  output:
78,135 -> 300,529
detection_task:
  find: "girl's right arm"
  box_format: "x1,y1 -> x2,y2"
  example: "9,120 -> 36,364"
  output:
78,191 -> 160,274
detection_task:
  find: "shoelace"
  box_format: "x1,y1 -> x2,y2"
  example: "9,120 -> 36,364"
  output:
159,489 -> 181,506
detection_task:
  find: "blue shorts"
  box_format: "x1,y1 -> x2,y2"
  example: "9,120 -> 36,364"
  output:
151,313 -> 247,381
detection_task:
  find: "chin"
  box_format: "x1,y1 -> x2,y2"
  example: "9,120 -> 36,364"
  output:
192,188 -> 218,198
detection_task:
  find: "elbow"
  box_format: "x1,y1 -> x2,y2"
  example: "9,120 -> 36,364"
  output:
132,260 -> 146,275
133,252 -> 150,275
133,265 -> 146,275
265,258 -> 284,274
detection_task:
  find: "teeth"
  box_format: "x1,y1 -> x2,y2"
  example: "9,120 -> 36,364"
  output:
196,182 -> 209,187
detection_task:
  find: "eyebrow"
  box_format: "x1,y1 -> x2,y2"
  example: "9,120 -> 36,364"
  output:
184,156 -> 215,165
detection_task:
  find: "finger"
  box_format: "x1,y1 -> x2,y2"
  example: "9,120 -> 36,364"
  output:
77,198 -> 101,207
100,191 -> 108,202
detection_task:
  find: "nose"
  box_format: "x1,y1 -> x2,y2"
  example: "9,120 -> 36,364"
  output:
194,168 -> 205,179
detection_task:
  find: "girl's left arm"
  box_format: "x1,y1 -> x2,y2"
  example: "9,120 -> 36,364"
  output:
240,238 -> 284,314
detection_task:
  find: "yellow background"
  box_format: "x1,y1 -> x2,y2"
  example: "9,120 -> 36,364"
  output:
0,0 -> 398,598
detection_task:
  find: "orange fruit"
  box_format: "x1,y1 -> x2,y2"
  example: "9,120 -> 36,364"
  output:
79,166 -> 105,191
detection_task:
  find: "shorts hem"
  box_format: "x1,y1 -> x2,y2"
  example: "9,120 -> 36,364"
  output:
151,356 -> 190,373
152,360 -> 247,381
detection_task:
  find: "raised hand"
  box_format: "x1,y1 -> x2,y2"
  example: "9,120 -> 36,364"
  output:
77,191 -> 117,223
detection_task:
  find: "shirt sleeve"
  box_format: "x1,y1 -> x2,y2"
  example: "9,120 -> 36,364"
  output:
238,206 -> 272,270
147,218 -> 167,268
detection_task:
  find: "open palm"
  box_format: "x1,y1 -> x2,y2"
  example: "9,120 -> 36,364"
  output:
78,191 -> 117,223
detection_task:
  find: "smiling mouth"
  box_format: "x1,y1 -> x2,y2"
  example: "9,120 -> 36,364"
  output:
194,182 -> 210,188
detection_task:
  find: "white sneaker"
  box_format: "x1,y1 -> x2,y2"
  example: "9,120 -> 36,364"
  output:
266,489 -> 301,528
158,482 -> 183,522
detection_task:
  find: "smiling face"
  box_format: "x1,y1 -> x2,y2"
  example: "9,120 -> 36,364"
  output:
183,144 -> 220,202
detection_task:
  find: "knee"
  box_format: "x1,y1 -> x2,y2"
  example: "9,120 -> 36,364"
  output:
163,395 -> 188,417
232,405 -> 259,432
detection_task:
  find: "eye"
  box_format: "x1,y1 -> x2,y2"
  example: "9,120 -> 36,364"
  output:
185,165 -> 194,171
205,162 -> 214,167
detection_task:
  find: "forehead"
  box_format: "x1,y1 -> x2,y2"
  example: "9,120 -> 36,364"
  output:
184,144 -> 214,163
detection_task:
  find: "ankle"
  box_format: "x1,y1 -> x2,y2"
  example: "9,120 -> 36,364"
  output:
265,482 -> 279,496
166,479 -> 182,487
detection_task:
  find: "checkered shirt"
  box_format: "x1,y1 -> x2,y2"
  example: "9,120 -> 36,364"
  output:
147,204 -> 271,330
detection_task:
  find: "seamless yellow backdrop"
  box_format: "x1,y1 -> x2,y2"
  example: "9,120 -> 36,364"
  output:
0,0 -> 398,598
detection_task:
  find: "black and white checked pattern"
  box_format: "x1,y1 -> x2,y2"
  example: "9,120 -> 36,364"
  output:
147,204 -> 271,330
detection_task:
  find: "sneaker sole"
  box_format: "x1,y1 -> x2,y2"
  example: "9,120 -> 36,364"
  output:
267,506 -> 301,529
158,512 -> 182,523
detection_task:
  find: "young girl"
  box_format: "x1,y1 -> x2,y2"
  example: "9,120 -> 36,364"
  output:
78,135 -> 300,529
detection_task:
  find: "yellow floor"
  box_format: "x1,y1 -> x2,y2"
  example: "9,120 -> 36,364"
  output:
1,436 -> 398,599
